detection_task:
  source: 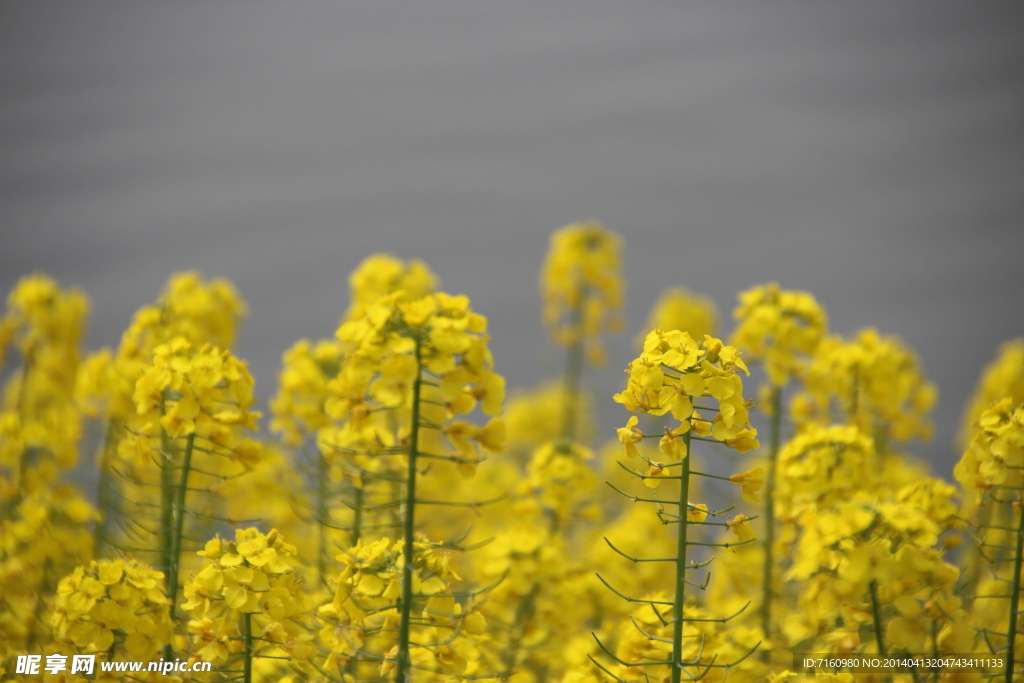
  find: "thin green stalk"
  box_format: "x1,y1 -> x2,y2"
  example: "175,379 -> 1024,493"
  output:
760,387 -> 781,650
502,297 -> 585,671
342,486 -> 363,679
868,579 -> 886,656
962,503 -> 997,605
157,399 -> 176,665
352,484 -> 363,546
671,430 -> 693,683
343,482 -> 365,675
317,451 -> 329,588
25,558 -> 52,652
159,397 -> 174,579
92,420 -> 116,558
868,577 -> 892,683
1004,493 -> 1024,683
14,355 -> 39,490
395,338 -> 423,683
501,583 -> 541,672
164,432 -> 195,661
559,298 -> 585,443
243,612 -> 254,683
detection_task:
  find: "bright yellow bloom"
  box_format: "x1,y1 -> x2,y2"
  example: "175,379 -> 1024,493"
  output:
687,502 -> 709,523
541,222 -> 624,365
729,467 -> 765,503
727,514 -> 756,542
617,416 -> 643,458
956,398 -> 1024,498
794,328 -> 937,443
959,339 -> 1024,447
731,282 -> 827,386
346,253 -> 438,321
614,333 -> 757,497
639,287 -> 718,346
724,428 -> 760,453
643,461 -> 666,489
659,424 -> 689,460
52,560 -> 172,661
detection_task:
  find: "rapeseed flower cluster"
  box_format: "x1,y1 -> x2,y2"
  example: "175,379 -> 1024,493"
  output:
52,559 -> 172,661
1,276 -> 98,674
541,221 -> 624,367
587,330 -> 763,682
792,328 -> 937,445
731,283 -> 826,388
637,287 -> 719,347
3,228 -> 1024,683
183,528 -> 313,679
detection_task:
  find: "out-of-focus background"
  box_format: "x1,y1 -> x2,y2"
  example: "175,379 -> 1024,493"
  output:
2,2 -> 1022,477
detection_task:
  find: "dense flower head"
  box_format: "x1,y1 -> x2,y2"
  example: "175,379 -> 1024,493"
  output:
0,279 -> 96,658
273,256 -> 438,447
269,338 -> 344,445
525,440 -> 598,523
792,328 -> 937,444
639,286 -> 718,346
614,329 -> 758,454
323,291 -> 505,479
318,536 -> 488,678
540,222 -> 624,365
959,339 -> 1024,449
775,424 -> 876,518
346,253 -> 439,322
120,272 -> 245,361
185,528 -> 304,617
730,283 -> 827,386
2,274 -> 88,365
85,273 -> 247,424
51,559 -> 172,660
502,380 -> 595,457
784,491 -> 966,657
0,484 -> 97,655
1,275 -> 89,475
119,338 -> 262,466
955,397 -> 1024,500
183,528 -> 313,666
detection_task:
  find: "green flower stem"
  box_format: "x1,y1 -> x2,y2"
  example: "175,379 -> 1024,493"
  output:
868,579 -> 886,657
560,297 -> 585,443
243,612 -> 254,683
502,582 -> 541,672
761,386 -> 781,650
1005,492 -> 1024,683
159,397 -> 174,581
395,338 -> 423,683
25,558 -> 52,652
962,503 -> 997,605
15,355 -> 32,487
671,430 -> 693,683
164,432 -> 195,661
317,451 -> 329,588
501,297 -> 586,675
92,420 -> 116,558
352,483 -> 364,547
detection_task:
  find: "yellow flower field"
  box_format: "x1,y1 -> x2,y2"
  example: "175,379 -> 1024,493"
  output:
2,222 -> 1022,682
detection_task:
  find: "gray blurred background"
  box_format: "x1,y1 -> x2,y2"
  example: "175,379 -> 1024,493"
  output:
2,1 -> 1022,479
